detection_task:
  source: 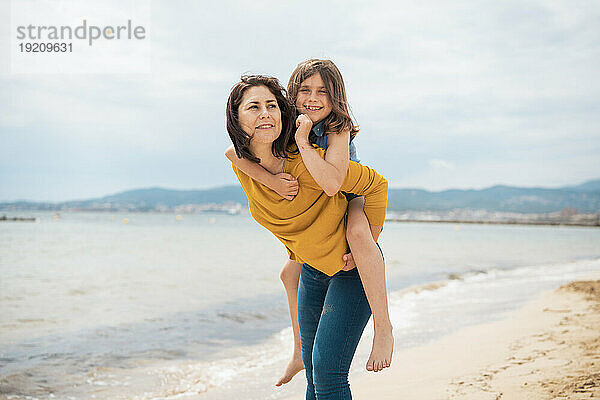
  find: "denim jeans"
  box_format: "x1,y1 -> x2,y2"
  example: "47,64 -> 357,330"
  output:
298,263 -> 372,400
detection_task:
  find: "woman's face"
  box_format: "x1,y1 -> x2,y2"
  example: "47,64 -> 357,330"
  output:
238,85 -> 282,144
295,73 -> 332,124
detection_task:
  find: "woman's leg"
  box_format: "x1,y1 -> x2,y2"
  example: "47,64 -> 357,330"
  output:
298,264 -> 329,400
312,267 -> 372,399
276,259 -> 305,386
346,197 -> 394,372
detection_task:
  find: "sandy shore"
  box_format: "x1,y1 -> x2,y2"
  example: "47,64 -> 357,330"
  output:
285,278 -> 600,399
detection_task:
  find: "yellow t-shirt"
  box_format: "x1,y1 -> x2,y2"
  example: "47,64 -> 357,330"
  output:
232,145 -> 388,276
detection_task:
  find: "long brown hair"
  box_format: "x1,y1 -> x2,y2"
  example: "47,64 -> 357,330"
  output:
287,59 -> 359,138
226,75 -> 297,164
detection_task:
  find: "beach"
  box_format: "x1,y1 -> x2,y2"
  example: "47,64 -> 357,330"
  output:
285,278 -> 600,400
1,212 -> 599,399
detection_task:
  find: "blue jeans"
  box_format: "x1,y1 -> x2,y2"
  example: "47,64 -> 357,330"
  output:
298,263 -> 372,400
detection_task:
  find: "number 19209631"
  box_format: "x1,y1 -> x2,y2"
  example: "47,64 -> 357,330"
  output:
19,42 -> 73,52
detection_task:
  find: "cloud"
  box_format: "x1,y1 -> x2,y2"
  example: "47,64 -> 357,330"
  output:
1,0 -> 599,201
428,159 -> 456,170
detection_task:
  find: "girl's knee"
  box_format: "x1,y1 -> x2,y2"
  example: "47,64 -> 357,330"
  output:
346,219 -> 372,247
279,267 -> 292,284
280,260 -> 301,285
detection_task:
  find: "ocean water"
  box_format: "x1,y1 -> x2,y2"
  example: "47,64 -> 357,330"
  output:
1,211 -> 599,399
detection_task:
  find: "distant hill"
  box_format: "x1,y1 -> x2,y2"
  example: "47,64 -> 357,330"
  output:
386,184 -> 600,213
2,179 -> 599,214
0,186 -> 248,212
87,186 -> 247,209
567,179 -> 600,192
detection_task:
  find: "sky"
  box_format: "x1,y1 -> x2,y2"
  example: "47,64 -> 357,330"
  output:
0,0 -> 599,202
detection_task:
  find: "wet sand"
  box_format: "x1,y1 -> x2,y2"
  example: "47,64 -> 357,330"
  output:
284,278 -> 600,399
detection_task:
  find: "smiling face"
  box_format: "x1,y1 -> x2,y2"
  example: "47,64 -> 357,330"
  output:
238,85 -> 282,144
295,73 -> 333,124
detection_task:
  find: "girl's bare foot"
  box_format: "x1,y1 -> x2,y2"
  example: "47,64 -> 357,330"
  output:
366,327 -> 394,372
275,354 -> 304,386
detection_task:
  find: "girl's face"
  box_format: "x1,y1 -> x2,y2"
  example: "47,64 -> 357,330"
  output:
295,73 -> 332,124
238,85 -> 282,144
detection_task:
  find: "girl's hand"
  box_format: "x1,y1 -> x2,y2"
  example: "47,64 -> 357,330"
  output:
342,253 -> 357,270
295,114 -> 312,145
271,172 -> 299,200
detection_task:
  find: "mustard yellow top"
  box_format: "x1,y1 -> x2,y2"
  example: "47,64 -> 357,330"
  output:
232,144 -> 388,276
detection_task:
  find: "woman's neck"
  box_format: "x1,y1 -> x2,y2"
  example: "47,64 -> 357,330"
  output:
249,142 -> 284,174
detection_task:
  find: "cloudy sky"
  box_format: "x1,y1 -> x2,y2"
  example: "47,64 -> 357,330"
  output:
1,0 -> 598,202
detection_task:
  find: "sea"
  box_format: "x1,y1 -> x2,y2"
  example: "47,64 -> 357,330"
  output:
1,211 -> 599,399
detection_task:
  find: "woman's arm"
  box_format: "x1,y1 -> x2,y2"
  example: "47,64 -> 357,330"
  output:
295,115 -> 350,197
224,145 -> 298,200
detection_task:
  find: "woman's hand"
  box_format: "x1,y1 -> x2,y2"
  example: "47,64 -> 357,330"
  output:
342,252 -> 357,270
271,172 -> 299,200
295,114 -> 312,145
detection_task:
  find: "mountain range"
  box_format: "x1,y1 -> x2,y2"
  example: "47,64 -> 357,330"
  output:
2,179 -> 599,214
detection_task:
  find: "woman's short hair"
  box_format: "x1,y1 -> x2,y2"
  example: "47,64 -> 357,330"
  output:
226,75 -> 297,163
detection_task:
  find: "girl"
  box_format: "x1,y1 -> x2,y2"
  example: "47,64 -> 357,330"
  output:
225,60 -> 393,386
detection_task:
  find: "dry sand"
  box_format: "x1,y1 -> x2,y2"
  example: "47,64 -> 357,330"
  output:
285,279 -> 600,400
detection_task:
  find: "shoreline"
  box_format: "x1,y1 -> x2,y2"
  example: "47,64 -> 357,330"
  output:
385,218 -> 600,227
2,214 -> 599,227
284,277 -> 600,399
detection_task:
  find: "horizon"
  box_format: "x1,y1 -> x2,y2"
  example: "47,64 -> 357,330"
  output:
1,1 -> 599,203
2,176 -> 598,204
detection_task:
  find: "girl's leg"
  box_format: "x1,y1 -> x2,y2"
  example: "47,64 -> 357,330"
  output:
312,267 -> 372,399
297,264 -> 329,400
276,259 -> 304,386
346,197 -> 394,373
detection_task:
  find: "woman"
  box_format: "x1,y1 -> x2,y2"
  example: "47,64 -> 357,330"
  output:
226,75 -> 389,400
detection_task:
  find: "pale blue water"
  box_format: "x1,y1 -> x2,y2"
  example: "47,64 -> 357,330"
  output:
0,211 -> 599,399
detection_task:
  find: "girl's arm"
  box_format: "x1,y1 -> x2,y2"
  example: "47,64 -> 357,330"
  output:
224,145 -> 298,200
295,115 -> 350,197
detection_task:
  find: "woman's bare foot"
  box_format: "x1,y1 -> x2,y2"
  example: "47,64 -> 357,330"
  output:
275,353 -> 304,386
366,327 -> 394,372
